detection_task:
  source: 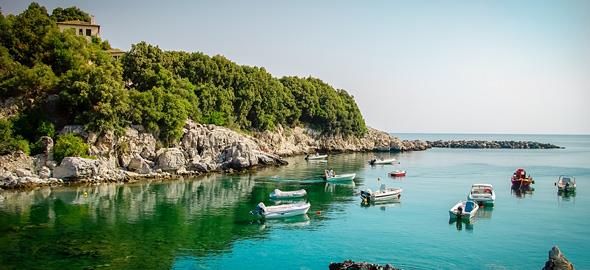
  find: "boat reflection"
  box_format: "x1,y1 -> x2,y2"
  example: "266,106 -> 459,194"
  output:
511,186 -> 535,198
360,200 -> 401,211
475,207 -> 493,219
254,214 -> 311,230
557,190 -> 576,207
324,181 -> 355,192
449,217 -> 475,231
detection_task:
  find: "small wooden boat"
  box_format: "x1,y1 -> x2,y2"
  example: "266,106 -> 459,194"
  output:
369,158 -> 397,165
467,184 -> 495,206
511,168 -> 534,188
269,189 -> 307,199
251,202 -> 310,219
449,200 -> 479,220
388,170 -> 406,177
305,154 -> 328,160
323,170 -> 356,182
555,175 -> 576,192
361,184 -> 402,203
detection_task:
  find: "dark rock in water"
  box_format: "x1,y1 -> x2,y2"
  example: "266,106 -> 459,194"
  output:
329,260 -> 399,270
542,246 -> 574,270
426,140 -> 562,149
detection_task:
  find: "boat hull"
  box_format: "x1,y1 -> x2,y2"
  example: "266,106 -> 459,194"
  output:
449,201 -> 479,220
269,189 -> 307,199
256,202 -> 311,219
325,173 -> 356,182
361,188 -> 402,203
305,155 -> 327,160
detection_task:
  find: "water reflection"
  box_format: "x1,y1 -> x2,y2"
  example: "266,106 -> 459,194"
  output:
254,214 -> 311,230
449,218 -> 475,231
475,207 -> 494,219
557,191 -> 576,207
510,186 -> 535,198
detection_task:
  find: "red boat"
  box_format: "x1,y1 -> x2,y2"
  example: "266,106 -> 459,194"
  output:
389,170 -> 406,177
511,168 -> 534,187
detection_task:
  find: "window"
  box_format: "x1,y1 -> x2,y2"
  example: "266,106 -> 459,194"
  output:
79,29 -> 83,35
86,29 -> 91,36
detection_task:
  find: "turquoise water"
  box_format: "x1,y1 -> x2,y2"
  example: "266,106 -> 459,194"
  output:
1,134 -> 589,269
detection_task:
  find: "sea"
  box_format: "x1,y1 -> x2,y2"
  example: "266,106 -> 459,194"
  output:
0,134 -> 589,269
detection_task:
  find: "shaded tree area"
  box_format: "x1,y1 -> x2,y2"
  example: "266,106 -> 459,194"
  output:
0,2 -> 367,155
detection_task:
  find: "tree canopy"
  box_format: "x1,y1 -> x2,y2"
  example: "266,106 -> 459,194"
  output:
0,2 -> 367,155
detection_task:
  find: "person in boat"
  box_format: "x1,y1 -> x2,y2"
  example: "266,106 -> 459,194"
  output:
457,206 -> 463,215
329,169 -> 334,177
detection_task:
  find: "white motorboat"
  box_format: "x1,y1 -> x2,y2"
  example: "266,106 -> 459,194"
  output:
368,158 -> 397,165
556,175 -> 576,192
305,154 -> 328,160
360,184 -> 402,203
467,184 -> 496,206
449,200 -> 479,220
323,170 -> 356,182
269,189 -> 307,199
251,202 -> 310,219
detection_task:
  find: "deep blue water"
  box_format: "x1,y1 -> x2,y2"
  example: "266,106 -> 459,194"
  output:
1,134 -> 589,269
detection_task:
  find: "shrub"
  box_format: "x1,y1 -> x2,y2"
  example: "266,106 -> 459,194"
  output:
53,133 -> 89,162
0,119 -> 31,155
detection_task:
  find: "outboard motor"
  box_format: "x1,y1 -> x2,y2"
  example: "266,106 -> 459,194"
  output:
250,202 -> 266,216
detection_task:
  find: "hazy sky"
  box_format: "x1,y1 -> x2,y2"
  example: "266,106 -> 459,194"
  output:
3,1 -> 590,134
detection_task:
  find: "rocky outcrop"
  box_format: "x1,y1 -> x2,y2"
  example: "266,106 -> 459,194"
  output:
427,140 -> 562,149
1,121 -> 424,189
329,260 -> 399,270
542,246 -> 574,270
254,126 -> 429,155
156,148 -> 187,172
52,157 -> 125,182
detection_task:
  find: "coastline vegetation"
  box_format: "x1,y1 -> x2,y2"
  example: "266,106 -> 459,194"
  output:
0,3 -> 367,155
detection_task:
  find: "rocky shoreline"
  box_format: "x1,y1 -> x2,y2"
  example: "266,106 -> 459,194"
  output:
0,121 -> 428,190
329,246 -> 574,270
427,140 -> 562,149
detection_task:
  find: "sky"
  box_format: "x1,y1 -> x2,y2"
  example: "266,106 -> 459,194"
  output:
3,0 -> 590,134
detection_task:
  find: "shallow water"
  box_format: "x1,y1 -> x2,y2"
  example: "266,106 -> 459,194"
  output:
1,134 -> 589,269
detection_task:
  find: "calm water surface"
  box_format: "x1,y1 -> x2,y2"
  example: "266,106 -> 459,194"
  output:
1,134 -> 589,269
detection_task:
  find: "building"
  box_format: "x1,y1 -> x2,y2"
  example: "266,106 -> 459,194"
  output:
107,48 -> 125,60
57,17 -> 125,59
57,17 -> 100,40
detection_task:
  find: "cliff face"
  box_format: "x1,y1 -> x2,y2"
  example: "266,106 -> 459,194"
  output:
254,126 -> 429,155
1,121 -> 422,189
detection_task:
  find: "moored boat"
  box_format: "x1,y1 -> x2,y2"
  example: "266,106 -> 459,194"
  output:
449,200 -> 479,220
555,175 -> 576,193
361,184 -> 402,203
467,184 -> 495,206
269,189 -> 307,199
251,202 -> 310,219
305,153 -> 328,160
368,157 -> 397,165
388,170 -> 406,177
323,170 -> 356,182
511,168 -> 534,188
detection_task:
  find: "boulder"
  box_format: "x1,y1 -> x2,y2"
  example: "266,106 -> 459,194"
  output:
127,155 -> 152,174
38,166 -> 51,179
543,246 -> 574,270
53,157 -> 122,181
15,168 -> 33,177
156,148 -> 186,172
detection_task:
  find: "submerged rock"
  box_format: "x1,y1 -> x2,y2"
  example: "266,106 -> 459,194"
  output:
542,246 -> 574,270
329,260 -> 399,270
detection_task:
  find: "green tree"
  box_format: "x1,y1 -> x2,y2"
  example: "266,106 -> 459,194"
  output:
53,133 -> 89,162
51,7 -> 91,22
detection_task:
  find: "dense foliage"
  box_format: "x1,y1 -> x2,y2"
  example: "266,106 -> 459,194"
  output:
51,6 -> 91,22
0,3 -> 367,156
53,133 -> 89,162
